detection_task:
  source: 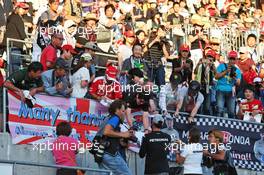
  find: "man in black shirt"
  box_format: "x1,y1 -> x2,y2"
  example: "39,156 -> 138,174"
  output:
126,92 -> 152,134
139,114 -> 171,175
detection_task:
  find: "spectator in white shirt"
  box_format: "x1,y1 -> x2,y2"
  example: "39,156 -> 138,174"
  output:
70,53 -> 91,98
176,127 -> 203,175
117,30 -> 135,68
159,75 -> 180,115
247,34 -> 258,63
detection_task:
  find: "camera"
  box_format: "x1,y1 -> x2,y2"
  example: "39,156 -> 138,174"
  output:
202,155 -> 214,168
94,139 -> 110,163
230,66 -> 237,78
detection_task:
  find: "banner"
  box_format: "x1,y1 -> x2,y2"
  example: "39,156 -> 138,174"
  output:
174,115 -> 264,172
8,91 -> 108,144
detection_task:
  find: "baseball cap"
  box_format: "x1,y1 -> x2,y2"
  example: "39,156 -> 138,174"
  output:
84,42 -> 98,51
253,77 -> 262,83
153,114 -> 164,124
105,64 -> 118,79
64,20 -> 76,29
228,51 -> 238,58
189,81 -> 201,94
179,44 -> 190,52
239,47 -> 248,54
62,44 -> 77,54
55,58 -> 70,70
124,30 -> 135,37
15,2 -> 29,9
80,53 -> 93,62
206,50 -> 217,58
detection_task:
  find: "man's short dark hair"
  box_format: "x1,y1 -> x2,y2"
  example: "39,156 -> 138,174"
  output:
104,4 -> 115,13
132,43 -> 143,51
247,34 -> 257,41
189,127 -> 201,143
56,121 -> 72,136
28,62 -> 43,72
244,85 -> 255,93
108,100 -> 126,115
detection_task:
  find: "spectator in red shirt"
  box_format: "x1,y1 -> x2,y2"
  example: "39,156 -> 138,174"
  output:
238,85 -> 263,121
236,47 -> 256,73
40,33 -> 64,71
89,63 -> 122,104
52,121 -> 80,175
236,47 -> 256,85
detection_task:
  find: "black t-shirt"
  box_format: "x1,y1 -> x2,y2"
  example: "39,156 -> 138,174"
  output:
126,92 -> 150,112
139,131 -> 171,174
171,58 -> 193,83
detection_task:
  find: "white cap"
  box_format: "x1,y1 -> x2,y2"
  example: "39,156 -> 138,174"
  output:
253,77 -> 262,83
64,20 -> 76,29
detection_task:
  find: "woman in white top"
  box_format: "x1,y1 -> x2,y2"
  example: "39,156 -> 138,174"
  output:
70,53 -> 91,98
177,127 -> 203,175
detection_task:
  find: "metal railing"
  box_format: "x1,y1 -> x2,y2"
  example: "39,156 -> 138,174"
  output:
0,159 -> 112,175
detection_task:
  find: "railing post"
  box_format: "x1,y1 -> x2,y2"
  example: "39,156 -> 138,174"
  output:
3,38 -> 11,133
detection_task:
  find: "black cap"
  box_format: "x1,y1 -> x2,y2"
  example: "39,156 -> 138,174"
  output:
128,68 -> 144,78
55,58 -> 70,70
189,81 -> 201,94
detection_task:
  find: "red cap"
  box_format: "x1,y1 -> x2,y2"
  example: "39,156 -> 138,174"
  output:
62,44 -> 77,54
228,50 -> 238,58
15,2 -> 29,9
124,30 -> 135,37
206,50 -> 217,58
179,44 -> 190,52
106,64 -> 118,79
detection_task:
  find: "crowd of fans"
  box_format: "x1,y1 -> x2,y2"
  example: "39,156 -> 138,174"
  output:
0,0 -> 264,174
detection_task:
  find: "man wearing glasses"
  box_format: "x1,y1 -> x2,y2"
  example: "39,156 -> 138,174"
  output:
40,33 -> 64,71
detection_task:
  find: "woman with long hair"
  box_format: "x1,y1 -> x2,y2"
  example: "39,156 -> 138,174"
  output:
203,129 -> 237,175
